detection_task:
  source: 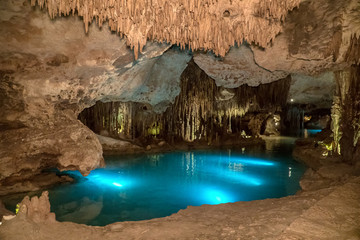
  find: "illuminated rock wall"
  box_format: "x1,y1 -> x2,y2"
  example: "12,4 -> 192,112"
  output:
331,35 -> 360,164
31,0 -> 301,59
331,65 -> 360,164
80,60 -> 290,143
79,101 -> 162,141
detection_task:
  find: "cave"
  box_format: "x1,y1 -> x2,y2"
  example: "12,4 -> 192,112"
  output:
0,0 -> 360,239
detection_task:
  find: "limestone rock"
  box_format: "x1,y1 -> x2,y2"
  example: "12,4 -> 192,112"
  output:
158,141 -> 166,147
30,0 -> 301,59
96,134 -> 143,153
288,72 -> 336,108
1,178 -> 359,240
0,201 -> 14,220
263,114 -> 280,136
194,45 -> 288,88
16,191 -> 56,223
252,0 -> 360,76
0,120 -> 104,183
0,1 -> 188,185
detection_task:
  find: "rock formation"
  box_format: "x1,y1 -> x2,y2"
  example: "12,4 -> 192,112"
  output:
1,176 -> 360,239
16,191 -> 56,223
0,0 -> 360,239
0,0 -> 188,189
30,0 -> 301,59
1,0 -> 360,193
331,65 -> 360,164
79,60 -> 290,144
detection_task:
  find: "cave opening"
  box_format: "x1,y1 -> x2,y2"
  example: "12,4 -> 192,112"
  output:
77,60 -> 297,151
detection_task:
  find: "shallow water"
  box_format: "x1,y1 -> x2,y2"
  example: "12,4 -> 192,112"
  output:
3,137 -> 306,226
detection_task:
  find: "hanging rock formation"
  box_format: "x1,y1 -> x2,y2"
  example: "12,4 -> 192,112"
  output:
193,45 -> 288,88
331,65 -> 360,164
30,0 -> 301,59
1,0 -> 360,190
80,60 -> 290,144
0,1 -> 188,190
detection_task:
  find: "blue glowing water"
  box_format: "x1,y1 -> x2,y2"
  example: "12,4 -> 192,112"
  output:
4,139 -> 306,226
304,129 -> 322,136
292,128 -> 323,138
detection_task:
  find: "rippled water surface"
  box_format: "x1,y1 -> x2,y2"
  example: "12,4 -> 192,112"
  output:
4,137 -> 306,226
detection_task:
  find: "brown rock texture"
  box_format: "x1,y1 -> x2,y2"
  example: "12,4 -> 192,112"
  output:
194,45 -> 288,88
30,0 -> 301,59
0,0 -> 190,188
79,61 -> 290,144
252,0 -> 360,76
16,191 -> 56,223
1,0 -> 359,194
1,177 -> 359,239
332,65 -> 360,164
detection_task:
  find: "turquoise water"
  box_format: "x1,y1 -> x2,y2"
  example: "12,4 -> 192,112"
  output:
3,139 -> 306,226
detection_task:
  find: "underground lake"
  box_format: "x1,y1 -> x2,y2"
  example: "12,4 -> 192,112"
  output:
2,137 -> 306,226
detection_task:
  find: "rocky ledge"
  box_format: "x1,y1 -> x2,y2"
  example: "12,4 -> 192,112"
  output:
1,149 -> 359,240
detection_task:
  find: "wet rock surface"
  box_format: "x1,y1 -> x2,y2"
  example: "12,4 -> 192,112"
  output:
0,176 -> 359,240
0,0 -> 188,185
96,135 -> 143,153
0,120 -> 103,187
1,0 -> 360,238
1,0 -> 359,187
0,172 -> 73,196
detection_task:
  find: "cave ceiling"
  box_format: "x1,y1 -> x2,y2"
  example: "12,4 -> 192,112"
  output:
0,0 -> 360,117
30,0 -> 302,59
1,0 -> 360,186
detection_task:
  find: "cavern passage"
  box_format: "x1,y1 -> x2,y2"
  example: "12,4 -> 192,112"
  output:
1,0 -> 360,239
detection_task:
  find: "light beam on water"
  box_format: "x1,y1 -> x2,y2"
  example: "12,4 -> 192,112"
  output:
2,142 -> 306,226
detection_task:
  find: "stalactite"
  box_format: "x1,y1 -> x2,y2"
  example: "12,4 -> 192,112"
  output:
331,76 -> 345,155
165,60 -> 290,142
31,0 -> 300,59
331,65 -> 360,164
329,33 -> 360,164
79,61 -> 291,144
345,34 -> 360,64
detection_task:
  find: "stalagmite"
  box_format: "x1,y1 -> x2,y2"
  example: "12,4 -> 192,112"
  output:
31,0 -> 300,59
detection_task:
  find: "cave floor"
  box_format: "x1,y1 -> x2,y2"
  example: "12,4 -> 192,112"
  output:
1,176 -> 359,240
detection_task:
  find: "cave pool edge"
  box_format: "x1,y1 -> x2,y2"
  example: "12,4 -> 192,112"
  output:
3,135 -> 308,226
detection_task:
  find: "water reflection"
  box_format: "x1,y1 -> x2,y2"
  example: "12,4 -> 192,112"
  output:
303,129 -> 322,138
228,162 -> 244,172
2,141 -> 306,226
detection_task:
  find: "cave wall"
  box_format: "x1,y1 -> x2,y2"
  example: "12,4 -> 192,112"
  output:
252,0 -> 360,75
80,60 -> 290,144
1,0 -> 360,186
330,31 -> 360,165
0,0 -> 189,184
331,65 -> 360,164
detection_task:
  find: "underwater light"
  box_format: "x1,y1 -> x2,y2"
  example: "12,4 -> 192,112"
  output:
306,129 -> 322,133
79,169 -> 135,189
232,174 -> 262,186
207,166 -> 262,186
235,158 -> 275,166
112,182 -> 123,187
204,189 -> 235,204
